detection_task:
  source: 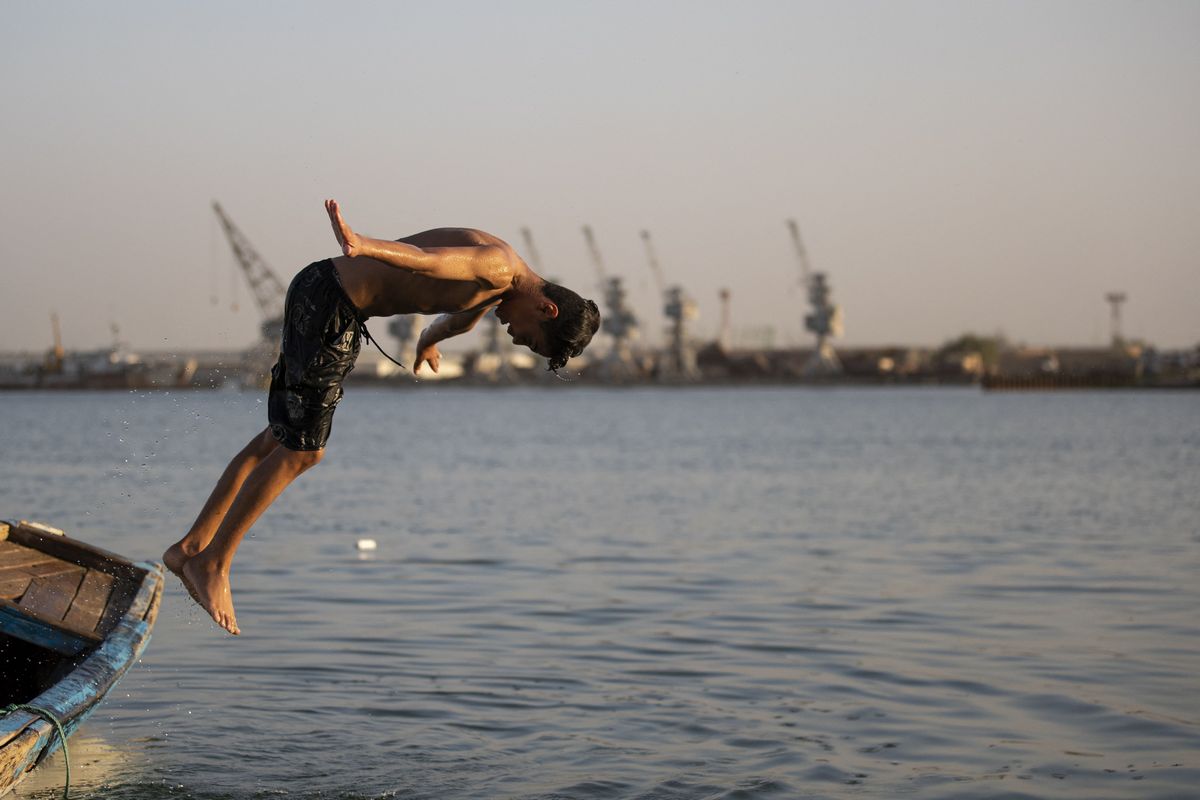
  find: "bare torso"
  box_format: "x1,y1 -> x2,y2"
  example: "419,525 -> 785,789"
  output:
331,228 -> 520,318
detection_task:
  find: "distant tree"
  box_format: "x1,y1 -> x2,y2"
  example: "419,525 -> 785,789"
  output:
936,333 -> 1007,369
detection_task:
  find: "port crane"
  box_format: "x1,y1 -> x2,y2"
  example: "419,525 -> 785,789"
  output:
1105,291 -> 1127,349
212,201 -> 289,385
581,225 -> 641,380
212,202 -> 287,344
640,229 -> 699,381
786,219 -> 843,376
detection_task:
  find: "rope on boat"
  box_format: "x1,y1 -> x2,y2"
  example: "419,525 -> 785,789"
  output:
2,702 -> 71,799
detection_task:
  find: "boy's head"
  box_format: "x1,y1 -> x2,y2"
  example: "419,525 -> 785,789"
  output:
496,282 -> 601,371
539,282 -> 601,370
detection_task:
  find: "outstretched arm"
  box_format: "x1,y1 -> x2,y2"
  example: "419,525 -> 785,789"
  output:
412,305 -> 497,374
326,199 -> 509,288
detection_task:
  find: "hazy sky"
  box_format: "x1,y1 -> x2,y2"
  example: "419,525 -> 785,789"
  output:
2,0 -> 1197,354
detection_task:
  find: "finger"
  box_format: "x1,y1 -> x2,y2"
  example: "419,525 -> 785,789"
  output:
335,208 -> 352,238
327,210 -> 344,246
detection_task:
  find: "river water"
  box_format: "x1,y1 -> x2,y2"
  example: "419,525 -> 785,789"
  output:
2,386 -> 1198,799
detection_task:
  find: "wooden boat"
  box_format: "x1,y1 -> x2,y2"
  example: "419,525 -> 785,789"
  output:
0,519 -> 162,797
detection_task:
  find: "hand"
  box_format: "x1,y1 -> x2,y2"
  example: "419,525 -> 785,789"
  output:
414,329 -> 441,374
325,199 -> 362,257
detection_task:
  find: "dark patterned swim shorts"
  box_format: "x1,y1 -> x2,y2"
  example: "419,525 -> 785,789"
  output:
267,259 -> 363,451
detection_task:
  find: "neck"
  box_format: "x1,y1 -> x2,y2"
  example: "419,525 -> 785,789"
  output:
510,270 -> 543,296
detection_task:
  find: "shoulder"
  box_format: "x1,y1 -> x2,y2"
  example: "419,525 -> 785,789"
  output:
460,228 -> 509,247
400,227 -> 508,247
473,243 -> 518,289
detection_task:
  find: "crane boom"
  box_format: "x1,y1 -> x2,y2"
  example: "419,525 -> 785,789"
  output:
520,227 -> 544,273
785,218 -> 813,286
640,230 -> 666,296
212,201 -> 287,324
581,225 -> 608,289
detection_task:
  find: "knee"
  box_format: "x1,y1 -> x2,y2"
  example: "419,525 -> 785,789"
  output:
288,447 -> 324,473
250,427 -> 281,459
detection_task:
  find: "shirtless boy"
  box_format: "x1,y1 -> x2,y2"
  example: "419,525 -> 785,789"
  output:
164,200 -> 600,634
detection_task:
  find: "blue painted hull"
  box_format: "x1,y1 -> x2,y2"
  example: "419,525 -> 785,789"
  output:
1,542 -> 162,797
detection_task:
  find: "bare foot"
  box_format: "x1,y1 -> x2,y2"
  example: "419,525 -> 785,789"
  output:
163,542 -> 204,607
181,555 -> 241,635
162,542 -> 192,576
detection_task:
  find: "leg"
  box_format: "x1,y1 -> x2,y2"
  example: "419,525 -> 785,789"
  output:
163,426 -> 280,576
182,444 -> 325,634
176,260 -> 361,634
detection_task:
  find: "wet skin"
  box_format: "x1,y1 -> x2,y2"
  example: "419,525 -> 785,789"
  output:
166,201 -> 561,634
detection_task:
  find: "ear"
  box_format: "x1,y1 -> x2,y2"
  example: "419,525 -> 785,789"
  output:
538,300 -> 559,319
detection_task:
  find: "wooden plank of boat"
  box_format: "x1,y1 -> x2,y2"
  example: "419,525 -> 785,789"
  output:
4,522 -> 140,576
18,569 -> 86,621
0,543 -> 56,571
0,520 -> 162,798
60,570 -> 115,632
0,574 -> 34,601
23,561 -> 85,579
0,521 -> 145,656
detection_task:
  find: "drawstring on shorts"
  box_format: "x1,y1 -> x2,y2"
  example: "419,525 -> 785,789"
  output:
329,261 -> 406,372
358,320 -> 407,371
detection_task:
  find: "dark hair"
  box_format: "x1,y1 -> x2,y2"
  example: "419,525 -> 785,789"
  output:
540,282 -> 601,371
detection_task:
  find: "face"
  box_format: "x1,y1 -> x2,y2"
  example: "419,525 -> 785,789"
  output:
494,296 -> 556,357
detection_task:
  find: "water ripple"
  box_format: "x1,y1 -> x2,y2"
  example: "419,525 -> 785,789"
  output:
5,388 -> 1199,799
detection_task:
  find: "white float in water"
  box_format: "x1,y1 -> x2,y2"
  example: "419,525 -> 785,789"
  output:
356,538 -> 378,551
